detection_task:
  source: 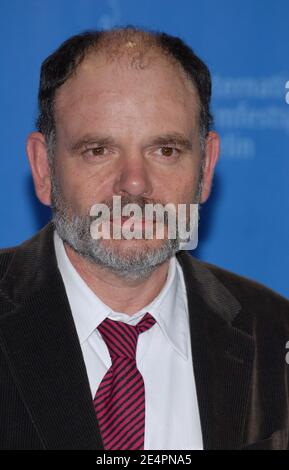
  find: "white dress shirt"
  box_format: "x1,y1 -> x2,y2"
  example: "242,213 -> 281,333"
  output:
53,230 -> 203,450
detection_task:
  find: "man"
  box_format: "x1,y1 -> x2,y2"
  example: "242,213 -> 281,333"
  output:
0,27 -> 288,451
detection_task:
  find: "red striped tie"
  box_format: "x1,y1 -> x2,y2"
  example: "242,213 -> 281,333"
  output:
93,312 -> 156,450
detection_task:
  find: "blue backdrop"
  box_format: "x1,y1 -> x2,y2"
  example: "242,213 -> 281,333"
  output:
0,0 -> 288,298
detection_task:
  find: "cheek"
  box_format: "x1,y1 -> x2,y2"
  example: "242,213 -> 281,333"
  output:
54,155 -> 108,207
161,170 -> 198,204
52,164 -> 87,213
185,173 -> 200,198
182,162 -> 202,199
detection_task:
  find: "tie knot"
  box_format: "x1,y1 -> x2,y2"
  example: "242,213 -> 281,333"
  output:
97,312 -> 156,361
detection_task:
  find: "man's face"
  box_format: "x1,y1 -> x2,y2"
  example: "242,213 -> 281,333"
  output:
31,49 -> 218,279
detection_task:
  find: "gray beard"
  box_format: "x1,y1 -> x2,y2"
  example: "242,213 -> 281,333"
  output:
50,169 -> 199,281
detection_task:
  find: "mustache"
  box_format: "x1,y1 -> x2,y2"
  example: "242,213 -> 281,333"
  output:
100,195 -> 163,211
90,195 -> 177,224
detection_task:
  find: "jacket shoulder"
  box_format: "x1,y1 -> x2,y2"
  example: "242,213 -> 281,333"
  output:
0,246 -> 16,281
0,223 -> 54,286
193,256 -> 289,326
201,258 -> 288,303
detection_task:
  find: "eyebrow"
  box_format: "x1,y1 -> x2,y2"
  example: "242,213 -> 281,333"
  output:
70,132 -> 193,152
71,135 -> 116,152
147,133 -> 193,151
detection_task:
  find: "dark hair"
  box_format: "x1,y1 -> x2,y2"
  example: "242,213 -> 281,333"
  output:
36,26 -> 213,152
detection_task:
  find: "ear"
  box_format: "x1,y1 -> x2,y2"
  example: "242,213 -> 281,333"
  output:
26,132 -> 52,206
199,131 -> 220,204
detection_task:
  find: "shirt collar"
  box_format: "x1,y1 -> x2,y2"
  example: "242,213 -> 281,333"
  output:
54,230 -> 189,360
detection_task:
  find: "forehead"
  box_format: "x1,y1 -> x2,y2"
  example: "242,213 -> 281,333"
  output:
54,50 -> 200,137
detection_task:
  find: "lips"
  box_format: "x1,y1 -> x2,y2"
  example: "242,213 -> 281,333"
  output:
110,216 -> 156,227
110,214 -> 156,223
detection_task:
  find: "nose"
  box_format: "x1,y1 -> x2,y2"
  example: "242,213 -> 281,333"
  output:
113,152 -> 153,198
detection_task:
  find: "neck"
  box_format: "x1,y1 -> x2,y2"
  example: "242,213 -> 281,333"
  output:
63,243 -> 171,316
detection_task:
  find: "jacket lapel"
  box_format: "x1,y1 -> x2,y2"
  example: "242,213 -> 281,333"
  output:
177,252 -> 255,450
0,222 -> 104,450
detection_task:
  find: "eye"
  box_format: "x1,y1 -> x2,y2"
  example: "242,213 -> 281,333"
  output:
84,146 -> 107,157
157,146 -> 180,158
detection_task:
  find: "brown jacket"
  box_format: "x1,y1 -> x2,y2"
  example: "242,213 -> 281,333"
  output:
0,222 -> 288,449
